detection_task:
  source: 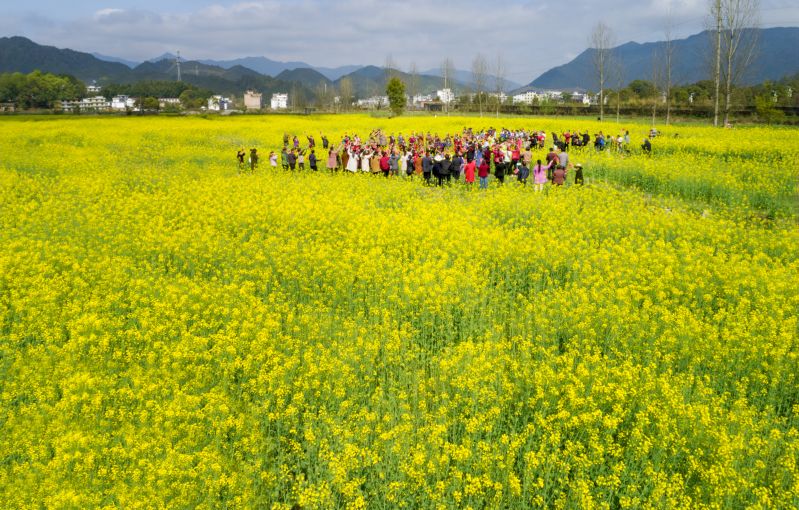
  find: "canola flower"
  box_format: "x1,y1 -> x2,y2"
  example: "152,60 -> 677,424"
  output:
0,115 -> 797,509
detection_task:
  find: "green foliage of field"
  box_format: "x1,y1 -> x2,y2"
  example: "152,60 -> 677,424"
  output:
1,115 -> 798,509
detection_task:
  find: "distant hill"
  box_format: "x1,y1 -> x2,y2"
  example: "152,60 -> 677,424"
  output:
92,52 -> 138,68
335,66 -> 445,97
422,67 -> 522,92
276,68 -> 331,89
0,36 -> 131,82
199,57 -> 360,81
199,56 -> 311,78
148,53 -> 177,64
7,29 -> 796,102
0,37 -> 317,99
521,27 -> 799,92
126,59 -> 312,98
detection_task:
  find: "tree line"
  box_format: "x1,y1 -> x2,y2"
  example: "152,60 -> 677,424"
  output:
0,71 -> 85,109
0,71 -> 216,110
589,0 -> 768,126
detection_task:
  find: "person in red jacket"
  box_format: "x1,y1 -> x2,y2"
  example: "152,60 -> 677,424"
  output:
463,156 -> 476,187
478,158 -> 490,189
545,146 -> 559,182
379,152 -> 390,178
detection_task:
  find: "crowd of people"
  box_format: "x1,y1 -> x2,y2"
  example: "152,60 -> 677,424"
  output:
238,126 -> 656,189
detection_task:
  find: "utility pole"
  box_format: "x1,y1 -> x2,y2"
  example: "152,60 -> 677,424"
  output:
713,0 -> 721,127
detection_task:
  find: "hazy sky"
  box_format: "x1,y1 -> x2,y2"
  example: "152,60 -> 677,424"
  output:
2,0 -> 798,82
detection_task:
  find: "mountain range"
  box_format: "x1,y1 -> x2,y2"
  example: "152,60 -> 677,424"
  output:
2,28 -> 798,100
90,51 -> 522,89
518,27 -> 799,92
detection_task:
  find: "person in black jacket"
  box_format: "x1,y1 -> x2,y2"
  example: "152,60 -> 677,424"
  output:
515,162 -> 530,185
422,152 -> 433,185
450,153 -> 463,183
309,149 -> 318,171
249,148 -> 258,172
439,153 -> 452,186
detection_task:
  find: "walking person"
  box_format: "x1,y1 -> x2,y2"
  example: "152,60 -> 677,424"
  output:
422,152 -> 433,185
379,151 -> 391,178
389,150 -> 400,177
515,162 -> 530,186
308,149 -> 318,171
493,145 -> 505,185
451,152 -> 464,183
370,151 -> 381,175
478,158 -> 490,189
341,147 -> 350,171
437,153 -> 452,186
463,156 -> 476,188
346,148 -> 359,173
533,159 -> 550,192
361,149 -> 371,173
553,164 -> 567,186
574,163 -> 584,185
545,147 -> 559,182
249,148 -> 259,172
327,147 -> 338,172
400,150 -> 409,177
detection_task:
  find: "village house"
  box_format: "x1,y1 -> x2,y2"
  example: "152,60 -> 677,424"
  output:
60,96 -> 111,112
513,91 -> 539,105
270,93 -> 288,110
244,90 -> 263,110
111,95 -> 136,110
436,88 -> 455,104
207,95 -> 231,111
158,98 -> 181,109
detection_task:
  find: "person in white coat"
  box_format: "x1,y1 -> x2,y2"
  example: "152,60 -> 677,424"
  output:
347,148 -> 359,172
361,150 -> 371,173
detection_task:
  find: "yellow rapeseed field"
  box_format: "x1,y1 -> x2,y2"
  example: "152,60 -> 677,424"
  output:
0,114 -> 797,509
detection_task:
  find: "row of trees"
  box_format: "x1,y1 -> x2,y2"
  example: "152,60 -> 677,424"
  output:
591,0 -> 762,126
99,81 -> 213,106
0,71 -> 85,109
0,72 -> 218,111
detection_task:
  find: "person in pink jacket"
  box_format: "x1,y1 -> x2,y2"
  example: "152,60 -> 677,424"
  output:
327,148 -> 338,172
532,159 -> 551,192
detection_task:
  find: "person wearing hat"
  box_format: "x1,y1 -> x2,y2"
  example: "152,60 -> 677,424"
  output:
574,164 -> 584,185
